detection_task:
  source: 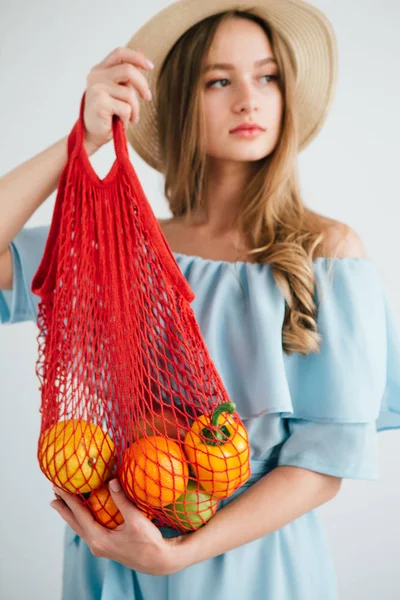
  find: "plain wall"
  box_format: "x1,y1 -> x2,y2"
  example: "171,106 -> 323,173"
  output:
1,0 -> 399,598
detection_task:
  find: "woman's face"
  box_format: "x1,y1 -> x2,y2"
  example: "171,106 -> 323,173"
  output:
202,18 -> 283,164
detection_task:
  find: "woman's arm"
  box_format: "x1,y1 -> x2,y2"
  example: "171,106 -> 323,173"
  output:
172,466 -> 342,570
50,465 -> 341,576
0,135 -> 98,256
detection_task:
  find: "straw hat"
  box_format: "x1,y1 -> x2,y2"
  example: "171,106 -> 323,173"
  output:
125,0 -> 338,172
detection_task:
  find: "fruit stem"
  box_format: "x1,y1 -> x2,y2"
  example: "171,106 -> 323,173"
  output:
201,402 -> 236,446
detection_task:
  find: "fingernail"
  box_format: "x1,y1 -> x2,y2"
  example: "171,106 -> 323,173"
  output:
146,89 -> 152,100
50,501 -> 58,509
109,479 -> 121,492
145,59 -> 154,69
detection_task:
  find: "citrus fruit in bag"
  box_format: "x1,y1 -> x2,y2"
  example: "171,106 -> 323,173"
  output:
121,435 -> 189,509
39,419 -> 115,494
184,403 -> 251,498
132,403 -> 189,442
87,484 -> 124,529
164,479 -> 219,531
86,483 -> 153,526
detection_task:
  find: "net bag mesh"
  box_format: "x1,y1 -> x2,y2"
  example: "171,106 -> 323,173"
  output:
31,92 -> 251,532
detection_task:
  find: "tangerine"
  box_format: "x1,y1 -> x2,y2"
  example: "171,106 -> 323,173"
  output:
132,404 -> 189,442
121,436 -> 189,509
87,484 -> 124,529
39,419 -> 115,494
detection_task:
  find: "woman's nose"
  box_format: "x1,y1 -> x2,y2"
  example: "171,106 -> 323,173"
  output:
232,81 -> 259,114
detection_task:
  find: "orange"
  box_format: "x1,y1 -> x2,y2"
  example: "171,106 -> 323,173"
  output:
132,404 -> 189,442
87,484 -> 124,530
85,484 -> 153,528
39,419 -> 115,494
121,436 -> 189,509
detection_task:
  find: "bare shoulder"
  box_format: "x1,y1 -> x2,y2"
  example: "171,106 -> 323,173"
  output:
317,219 -> 366,259
157,217 -> 175,228
157,216 -> 186,245
157,217 -> 179,237
156,217 -> 185,253
158,213 -> 366,260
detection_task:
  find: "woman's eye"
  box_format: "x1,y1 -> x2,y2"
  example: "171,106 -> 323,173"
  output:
261,75 -> 277,84
206,78 -> 229,88
206,75 -> 278,88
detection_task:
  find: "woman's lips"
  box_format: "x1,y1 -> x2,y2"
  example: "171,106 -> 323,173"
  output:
230,128 -> 264,138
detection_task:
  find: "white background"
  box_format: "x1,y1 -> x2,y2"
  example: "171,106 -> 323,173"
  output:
0,0 -> 399,598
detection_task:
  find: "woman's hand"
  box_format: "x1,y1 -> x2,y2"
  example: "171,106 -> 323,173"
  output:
51,479 -> 189,576
83,46 -> 154,154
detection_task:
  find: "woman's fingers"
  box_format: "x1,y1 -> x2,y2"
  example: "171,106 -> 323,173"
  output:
112,97 -> 137,129
101,82 -> 140,125
94,46 -> 154,71
83,46 -> 154,149
106,63 -> 152,101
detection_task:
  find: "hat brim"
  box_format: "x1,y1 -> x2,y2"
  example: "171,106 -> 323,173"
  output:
125,0 -> 338,171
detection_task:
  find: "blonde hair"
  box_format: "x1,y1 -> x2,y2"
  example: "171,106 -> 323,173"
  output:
156,8 -> 338,356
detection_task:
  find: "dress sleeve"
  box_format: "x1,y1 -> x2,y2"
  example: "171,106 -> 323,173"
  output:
0,225 -> 49,325
278,257 -> 400,480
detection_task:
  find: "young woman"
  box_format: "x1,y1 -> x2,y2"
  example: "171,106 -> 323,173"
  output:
1,1 -> 399,599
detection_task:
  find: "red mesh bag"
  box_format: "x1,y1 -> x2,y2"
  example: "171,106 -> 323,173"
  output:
31,92 -> 251,532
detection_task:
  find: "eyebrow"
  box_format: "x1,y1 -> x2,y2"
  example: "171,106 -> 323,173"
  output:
203,57 -> 277,73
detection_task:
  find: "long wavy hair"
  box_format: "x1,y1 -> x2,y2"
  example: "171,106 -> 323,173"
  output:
155,8 -> 338,356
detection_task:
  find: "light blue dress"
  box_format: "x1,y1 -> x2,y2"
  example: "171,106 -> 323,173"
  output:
2,224 -> 400,600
